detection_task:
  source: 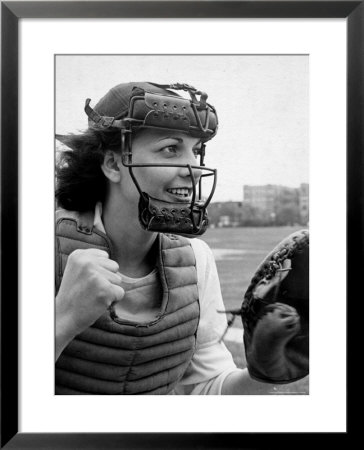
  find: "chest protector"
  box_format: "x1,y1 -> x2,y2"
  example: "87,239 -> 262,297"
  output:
55,210 -> 200,395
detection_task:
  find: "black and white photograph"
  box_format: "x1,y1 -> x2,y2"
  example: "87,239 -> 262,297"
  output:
2,2 -> 354,444
55,55 -> 309,395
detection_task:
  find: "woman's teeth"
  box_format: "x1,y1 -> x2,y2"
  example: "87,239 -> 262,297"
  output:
167,188 -> 190,197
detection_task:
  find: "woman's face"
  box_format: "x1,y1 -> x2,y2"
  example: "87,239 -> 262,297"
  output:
118,128 -> 203,205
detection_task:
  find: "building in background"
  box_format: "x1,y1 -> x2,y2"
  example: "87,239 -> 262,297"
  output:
208,184 -> 309,227
243,185 -> 278,218
243,184 -> 309,226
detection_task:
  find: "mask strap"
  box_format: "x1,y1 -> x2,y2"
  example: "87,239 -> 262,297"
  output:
84,99 -> 125,129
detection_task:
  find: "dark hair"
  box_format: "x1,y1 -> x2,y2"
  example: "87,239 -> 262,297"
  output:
55,128 -> 121,212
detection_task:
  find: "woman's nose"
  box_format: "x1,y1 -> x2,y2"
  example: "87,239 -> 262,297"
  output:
178,162 -> 202,182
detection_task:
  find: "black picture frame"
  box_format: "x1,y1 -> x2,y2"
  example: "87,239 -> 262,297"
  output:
1,1 -> 359,448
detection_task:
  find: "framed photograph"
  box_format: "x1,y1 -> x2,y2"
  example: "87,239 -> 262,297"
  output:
1,1 -> 359,448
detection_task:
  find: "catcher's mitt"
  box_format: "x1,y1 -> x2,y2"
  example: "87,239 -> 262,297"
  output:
241,230 -> 309,384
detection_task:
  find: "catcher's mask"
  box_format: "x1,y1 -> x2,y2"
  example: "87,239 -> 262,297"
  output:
84,82 -> 218,236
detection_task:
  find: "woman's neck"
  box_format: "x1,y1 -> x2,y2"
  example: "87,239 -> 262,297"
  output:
101,198 -> 158,278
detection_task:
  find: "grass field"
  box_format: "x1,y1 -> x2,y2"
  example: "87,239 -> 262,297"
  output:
200,226 -> 309,394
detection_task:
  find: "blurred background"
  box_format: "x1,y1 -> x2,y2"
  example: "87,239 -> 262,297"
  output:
56,54 -> 309,394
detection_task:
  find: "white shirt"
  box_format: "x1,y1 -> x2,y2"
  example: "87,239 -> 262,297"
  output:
173,237 -> 239,394
94,203 -> 240,394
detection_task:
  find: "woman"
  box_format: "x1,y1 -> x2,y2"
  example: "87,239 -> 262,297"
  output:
55,82 -> 289,395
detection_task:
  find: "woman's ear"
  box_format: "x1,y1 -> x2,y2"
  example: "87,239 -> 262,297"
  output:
101,151 -> 122,183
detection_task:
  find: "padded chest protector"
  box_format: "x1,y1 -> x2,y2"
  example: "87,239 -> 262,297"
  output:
55,210 -> 200,395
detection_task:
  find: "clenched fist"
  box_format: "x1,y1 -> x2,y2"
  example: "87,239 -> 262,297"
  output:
55,248 -> 125,360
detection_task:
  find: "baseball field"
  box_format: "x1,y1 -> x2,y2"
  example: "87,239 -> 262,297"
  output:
201,226 -> 309,394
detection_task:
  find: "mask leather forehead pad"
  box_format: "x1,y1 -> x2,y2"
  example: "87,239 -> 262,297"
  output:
129,91 -> 216,138
142,92 -> 191,131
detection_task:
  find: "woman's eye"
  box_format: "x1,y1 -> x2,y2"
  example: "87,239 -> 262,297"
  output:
160,145 -> 178,157
159,145 -> 201,159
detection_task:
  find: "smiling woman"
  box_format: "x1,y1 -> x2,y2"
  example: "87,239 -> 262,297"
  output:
117,129 -> 203,205
55,80 -> 308,395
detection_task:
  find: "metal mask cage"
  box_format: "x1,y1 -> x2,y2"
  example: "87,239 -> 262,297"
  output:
84,83 -> 218,234
120,129 -> 217,232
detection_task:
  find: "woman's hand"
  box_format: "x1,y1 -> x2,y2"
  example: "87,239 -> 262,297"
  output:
55,248 -> 125,360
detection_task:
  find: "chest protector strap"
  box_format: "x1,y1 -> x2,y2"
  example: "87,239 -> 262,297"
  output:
55,210 -> 200,394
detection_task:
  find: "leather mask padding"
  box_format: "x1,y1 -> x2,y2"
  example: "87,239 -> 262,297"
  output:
138,194 -> 209,236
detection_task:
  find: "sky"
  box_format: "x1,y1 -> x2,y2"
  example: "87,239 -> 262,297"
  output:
56,55 -> 309,202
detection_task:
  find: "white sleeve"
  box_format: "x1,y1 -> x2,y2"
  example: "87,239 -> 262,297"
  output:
173,238 -> 241,395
